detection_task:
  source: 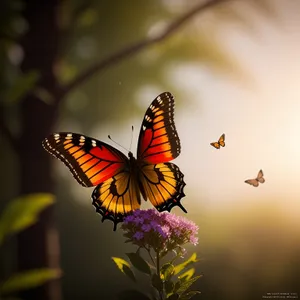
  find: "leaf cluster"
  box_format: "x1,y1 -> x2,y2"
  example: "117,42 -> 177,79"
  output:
0,194 -> 61,298
112,252 -> 201,300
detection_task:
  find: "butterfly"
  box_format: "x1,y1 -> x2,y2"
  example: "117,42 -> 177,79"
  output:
245,169 -> 265,187
42,92 -> 186,230
210,133 -> 225,149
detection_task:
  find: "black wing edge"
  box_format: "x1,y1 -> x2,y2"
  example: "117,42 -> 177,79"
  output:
155,164 -> 187,214
91,188 -> 127,231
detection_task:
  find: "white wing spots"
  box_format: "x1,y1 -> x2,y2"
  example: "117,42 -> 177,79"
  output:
79,136 -> 85,143
66,133 -> 73,138
54,133 -> 60,140
157,96 -> 163,104
145,115 -> 152,122
143,125 -> 146,131
91,139 -> 97,147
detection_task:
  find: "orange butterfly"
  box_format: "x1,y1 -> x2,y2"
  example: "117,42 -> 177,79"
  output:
245,169 -> 265,187
42,92 -> 186,230
210,134 -> 225,149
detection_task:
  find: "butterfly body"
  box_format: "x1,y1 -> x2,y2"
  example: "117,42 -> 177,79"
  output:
43,92 -> 186,230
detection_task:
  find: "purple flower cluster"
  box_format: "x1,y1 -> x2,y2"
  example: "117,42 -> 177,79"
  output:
121,209 -> 198,254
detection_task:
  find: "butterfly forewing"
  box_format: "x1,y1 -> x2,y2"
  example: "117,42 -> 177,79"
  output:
257,170 -> 265,183
42,133 -> 128,187
137,92 -> 181,164
244,179 -> 259,187
210,142 -> 220,149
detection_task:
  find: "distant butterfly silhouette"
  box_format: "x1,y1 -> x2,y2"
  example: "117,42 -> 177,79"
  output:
210,134 -> 225,149
42,92 -> 186,230
245,170 -> 265,187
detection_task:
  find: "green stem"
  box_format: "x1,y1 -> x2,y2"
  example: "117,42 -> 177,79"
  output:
156,250 -> 163,300
146,247 -> 156,266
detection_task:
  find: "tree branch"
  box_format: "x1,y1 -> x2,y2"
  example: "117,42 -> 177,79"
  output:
57,0 -> 228,99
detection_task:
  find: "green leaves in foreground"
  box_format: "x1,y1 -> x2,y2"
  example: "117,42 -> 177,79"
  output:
0,269 -> 61,295
112,252 -> 201,300
0,193 -> 55,245
0,194 -> 58,296
125,252 -> 151,275
112,257 -> 136,282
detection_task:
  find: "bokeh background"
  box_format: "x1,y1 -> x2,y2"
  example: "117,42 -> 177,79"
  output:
1,0 -> 300,299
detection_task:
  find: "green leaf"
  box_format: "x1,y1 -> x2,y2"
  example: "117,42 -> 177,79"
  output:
0,268 -> 61,295
111,257 -> 136,282
151,273 -> 163,292
161,263 -> 175,281
178,268 -> 195,282
165,280 -> 174,295
176,276 -> 201,294
5,70 -> 40,104
0,193 -> 55,245
173,253 -> 199,276
117,290 -> 151,300
167,294 -> 179,300
180,291 -> 201,300
126,252 -> 151,275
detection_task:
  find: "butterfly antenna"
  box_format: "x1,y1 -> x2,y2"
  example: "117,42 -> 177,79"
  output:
129,126 -> 134,152
108,135 -> 129,153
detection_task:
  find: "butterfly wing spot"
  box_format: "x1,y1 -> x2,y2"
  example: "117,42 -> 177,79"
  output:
91,139 -> 97,147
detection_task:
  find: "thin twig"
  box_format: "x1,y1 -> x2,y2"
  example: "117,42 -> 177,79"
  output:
57,0 -> 228,99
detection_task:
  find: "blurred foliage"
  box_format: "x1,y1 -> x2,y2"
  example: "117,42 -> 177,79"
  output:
0,193 -> 54,245
0,269 -> 61,296
0,194 -> 60,298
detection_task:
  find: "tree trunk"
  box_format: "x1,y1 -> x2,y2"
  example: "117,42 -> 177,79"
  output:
18,1 -> 61,299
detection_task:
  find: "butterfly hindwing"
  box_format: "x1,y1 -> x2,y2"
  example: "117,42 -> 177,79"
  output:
139,162 -> 186,213
42,133 -> 128,187
137,92 -> 181,164
92,170 -> 141,230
